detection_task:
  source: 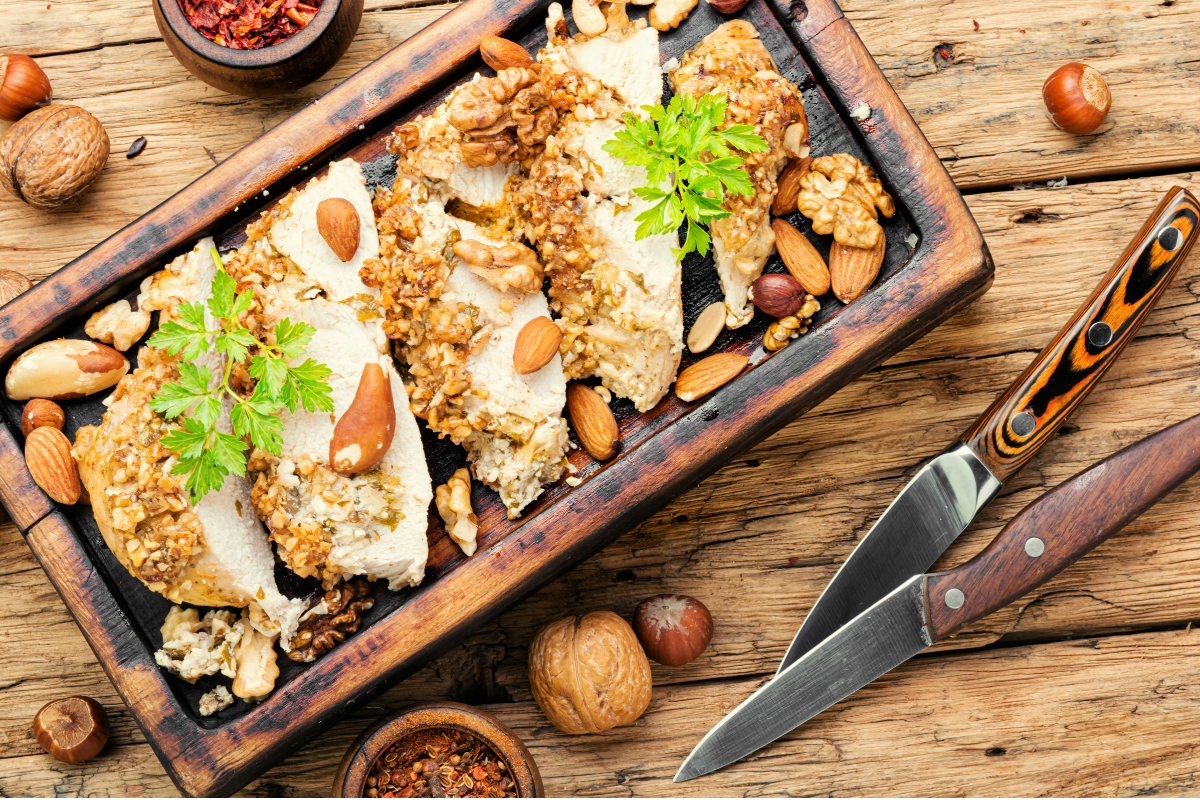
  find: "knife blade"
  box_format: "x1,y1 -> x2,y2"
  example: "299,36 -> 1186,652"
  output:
776,186 -> 1200,677
679,407 -> 1200,782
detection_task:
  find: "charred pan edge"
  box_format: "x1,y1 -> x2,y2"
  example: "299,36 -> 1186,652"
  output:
0,0 -> 991,794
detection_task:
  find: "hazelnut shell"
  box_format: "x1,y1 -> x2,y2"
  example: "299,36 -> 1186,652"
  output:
1042,63 -> 1111,135
633,594 -> 713,666
0,55 -> 52,122
33,696 -> 109,763
0,105 -> 110,211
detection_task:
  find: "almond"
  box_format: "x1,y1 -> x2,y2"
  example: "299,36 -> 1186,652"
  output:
0,268 -> 32,306
5,339 -> 129,401
748,274 -> 805,318
829,229 -> 886,303
567,382 -> 619,460
687,301 -> 727,354
25,426 -> 80,505
480,35 -> 535,70
316,197 -> 360,262
513,316 -> 562,375
675,352 -> 748,402
22,398 -> 65,437
330,362 -> 396,475
771,156 -> 810,217
772,219 -> 830,297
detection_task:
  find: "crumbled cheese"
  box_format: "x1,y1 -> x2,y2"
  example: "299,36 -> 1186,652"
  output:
851,101 -> 871,120
905,233 -> 919,248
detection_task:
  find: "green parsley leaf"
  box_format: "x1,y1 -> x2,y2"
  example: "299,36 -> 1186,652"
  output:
602,92 -> 769,262
148,267 -> 334,503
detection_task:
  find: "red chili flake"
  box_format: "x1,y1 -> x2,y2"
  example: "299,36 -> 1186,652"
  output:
788,557 -> 799,564
178,0 -> 322,50
939,48 -> 949,59
973,19 -> 979,30
1020,29 -> 1026,33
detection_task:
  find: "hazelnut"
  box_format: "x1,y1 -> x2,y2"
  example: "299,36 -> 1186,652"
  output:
21,398 -> 65,437
706,0 -> 751,13
528,610 -> 652,734
748,274 -> 806,318
1042,63 -> 1111,135
0,105 -> 110,211
0,55 -> 52,122
33,696 -> 109,763
633,594 -> 713,666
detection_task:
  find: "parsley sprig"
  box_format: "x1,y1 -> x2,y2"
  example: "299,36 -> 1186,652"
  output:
602,93 -> 768,261
147,249 -> 333,502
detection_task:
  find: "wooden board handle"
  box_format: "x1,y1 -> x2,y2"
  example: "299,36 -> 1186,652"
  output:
926,410 -> 1200,641
960,187 -> 1199,483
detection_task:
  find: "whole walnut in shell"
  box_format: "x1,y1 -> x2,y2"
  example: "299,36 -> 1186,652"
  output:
0,105 -> 110,211
528,610 -> 652,734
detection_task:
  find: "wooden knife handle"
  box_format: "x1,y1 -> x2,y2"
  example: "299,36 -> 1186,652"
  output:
960,187 -> 1199,483
926,411 -> 1200,641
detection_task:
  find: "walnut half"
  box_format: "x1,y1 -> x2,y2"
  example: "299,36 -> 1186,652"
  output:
287,577 -> 375,663
436,467 -> 479,556
453,239 -> 544,294
85,298 -> 151,352
796,153 -> 896,249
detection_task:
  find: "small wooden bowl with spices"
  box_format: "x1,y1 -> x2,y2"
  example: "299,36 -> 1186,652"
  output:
332,701 -> 544,798
152,0 -> 363,97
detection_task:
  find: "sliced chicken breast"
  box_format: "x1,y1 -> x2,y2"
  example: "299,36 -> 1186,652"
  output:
671,20 -> 809,328
74,239 -> 304,644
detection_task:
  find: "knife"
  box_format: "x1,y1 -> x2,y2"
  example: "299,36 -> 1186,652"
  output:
775,187 -> 1200,677
677,406 -> 1200,781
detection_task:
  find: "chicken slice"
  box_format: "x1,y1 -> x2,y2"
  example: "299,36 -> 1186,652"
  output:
247,299 -> 432,590
448,219 -> 569,517
671,20 -> 809,328
73,239 -> 304,645
264,158 -> 381,304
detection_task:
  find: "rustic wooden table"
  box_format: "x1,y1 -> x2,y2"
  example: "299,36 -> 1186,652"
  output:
3,0 -> 1200,795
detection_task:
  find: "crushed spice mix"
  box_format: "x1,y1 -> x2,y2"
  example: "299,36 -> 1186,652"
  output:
363,728 -> 517,798
178,0 -> 323,49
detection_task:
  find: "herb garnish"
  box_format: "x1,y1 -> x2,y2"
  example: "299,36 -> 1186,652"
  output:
147,248 -> 333,502
602,93 -> 768,261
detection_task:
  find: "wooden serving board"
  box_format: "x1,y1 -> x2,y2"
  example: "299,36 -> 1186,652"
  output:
0,0 -> 992,794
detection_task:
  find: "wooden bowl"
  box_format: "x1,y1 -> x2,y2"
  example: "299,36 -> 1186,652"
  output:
151,0 -> 364,97
331,701 -> 544,797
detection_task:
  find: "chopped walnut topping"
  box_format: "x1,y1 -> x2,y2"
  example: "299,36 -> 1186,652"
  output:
288,576 -> 375,663
73,351 -> 201,592
436,468 -> 480,556
797,153 -> 895,249
453,239 -> 544,294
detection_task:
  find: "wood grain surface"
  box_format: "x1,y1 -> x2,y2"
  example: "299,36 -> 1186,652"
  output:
2,0 -> 1200,796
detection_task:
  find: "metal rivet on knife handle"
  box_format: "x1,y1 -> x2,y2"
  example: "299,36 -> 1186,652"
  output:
944,588 -> 965,609
958,188 -> 1199,484
1158,225 -> 1183,252
1087,321 -> 1113,348
1024,537 -> 1045,557
1010,411 -> 1036,437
